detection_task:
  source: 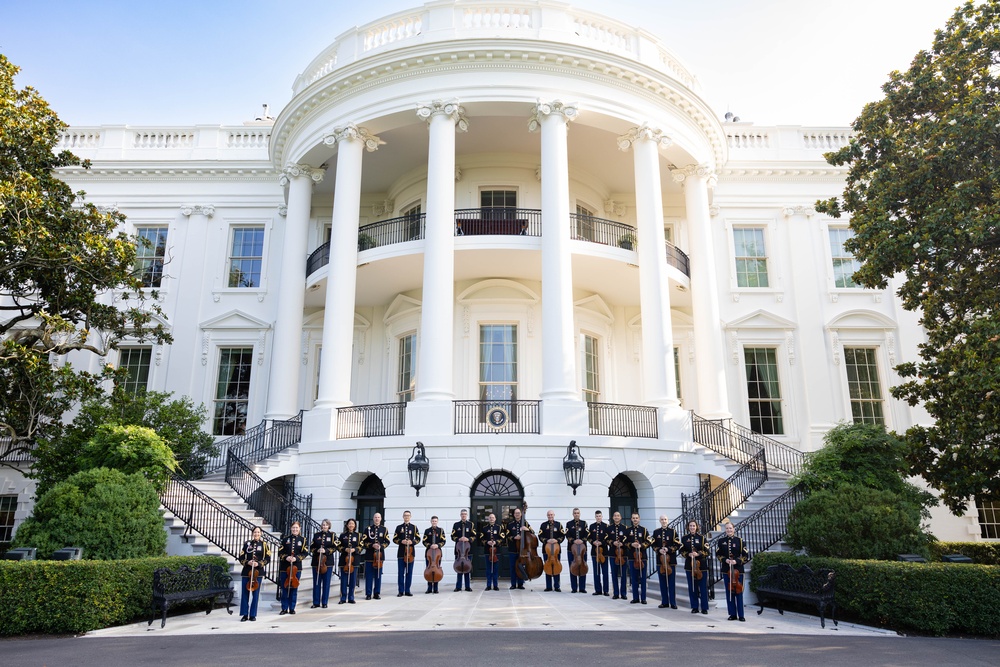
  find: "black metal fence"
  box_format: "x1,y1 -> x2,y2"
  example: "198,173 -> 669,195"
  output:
665,241 -> 691,276
454,208 -> 542,236
0,439 -> 34,465
358,213 -> 426,250
587,402 -> 659,438
335,403 -> 406,439
225,452 -> 318,539
691,415 -> 803,475
306,241 -> 330,276
453,400 -> 541,434
203,412 -> 303,475
568,213 -> 635,247
680,449 -> 768,534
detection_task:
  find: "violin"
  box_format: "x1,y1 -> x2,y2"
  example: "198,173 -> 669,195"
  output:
373,541 -> 384,570
454,523 -> 472,575
692,536 -> 703,581
424,530 -> 444,583
595,527 -> 606,565
343,536 -> 355,572
286,562 -> 300,589
404,527 -> 415,565
318,548 -> 328,576
246,562 -> 259,592
570,540 -> 588,577
632,538 -> 643,572
729,562 -> 743,594
489,539 -> 499,563
543,535 -> 562,577
658,547 -> 672,576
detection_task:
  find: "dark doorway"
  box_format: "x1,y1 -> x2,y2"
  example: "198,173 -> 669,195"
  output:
354,474 -> 386,530
609,473 -> 638,523
470,471 -> 524,578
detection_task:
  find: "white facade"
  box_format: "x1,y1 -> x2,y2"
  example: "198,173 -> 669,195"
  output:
1,0 -> 986,549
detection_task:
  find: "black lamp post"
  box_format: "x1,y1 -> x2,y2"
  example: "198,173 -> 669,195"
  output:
408,441 -> 430,496
562,440 -> 585,495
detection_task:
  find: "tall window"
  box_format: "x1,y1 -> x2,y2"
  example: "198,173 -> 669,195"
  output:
844,347 -> 885,425
135,226 -> 167,288
829,228 -> 860,288
733,228 -> 769,288
582,334 -> 600,403
403,203 -> 422,240
674,346 -> 682,406
0,496 -> 15,551
744,347 -> 783,434
228,227 -> 264,288
397,334 -> 416,402
117,347 -> 152,395
575,204 -> 596,241
214,347 -> 254,435
479,325 -> 517,403
976,497 -> 1000,539
481,190 -> 517,220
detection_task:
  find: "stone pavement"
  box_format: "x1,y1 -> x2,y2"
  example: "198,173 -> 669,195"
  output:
90,581 -> 894,638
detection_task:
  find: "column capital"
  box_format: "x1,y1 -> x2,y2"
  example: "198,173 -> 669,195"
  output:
781,205 -> 816,218
180,204 -> 215,218
670,163 -> 716,185
527,99 -> 578,131
279,163 -> 325,187
322,124 -> 385,151
416,99 -> 469,132
617,123 -> 672,151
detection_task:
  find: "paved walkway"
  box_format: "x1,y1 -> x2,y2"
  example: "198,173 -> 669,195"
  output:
91,582 -> 893,638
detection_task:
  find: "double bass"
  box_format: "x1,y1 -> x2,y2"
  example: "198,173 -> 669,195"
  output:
515,505 -> 543,581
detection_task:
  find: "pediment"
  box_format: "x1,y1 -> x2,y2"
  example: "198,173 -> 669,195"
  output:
826,309 -> 897,329
574,294 -> 613,325
199,310 -> 271,330
726,309 -> 796,330
457,279 -> 539,304
384,294 -> 422,326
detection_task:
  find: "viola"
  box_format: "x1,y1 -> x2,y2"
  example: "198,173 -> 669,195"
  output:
543,538 -> 562,577
424,531 -> 444,583
570,540 -> 589,577
285,562 -> 300,589
454,524 -> 472,575
246,562 -> 259,592
658,548 -> 672,576
404,532 -> 415,564
488,540 -> 499,563
318,548 -> 328,576
595,529 -> 606,565
343,538 -> 355,572
614,541 -> 626,567
633,539 -> 643,572
373,542 -> 384,570
692,537 -> 703,581
729,563 -> 744,594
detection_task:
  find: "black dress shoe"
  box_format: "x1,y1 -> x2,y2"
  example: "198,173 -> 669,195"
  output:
728,615 -> 737,621
465,588 -> 473,592
279,610 -> 287,616
671,605 -> 678,609
493,586 -> 500,591
630,599 -> 639,604
425,590 -> 432,594
544,588 -> 553,592
580,590 -> 587,594
249,616 -> 256,621
593,592 -> 602,596
603,593 -> 610,597
658,604 -> 668,609
739,617 -> 746,622
555,588 -> 561,592
510,585 -> 517,590
691,608 -> 699,614
348,600 -> 355,604
241,615 -> 248,622
454,588 -> 462,592
641,600 -> 647,605
322,604 -> 328,608
404,592 -> 413,597
366,595 -> 372,600
374,594 -> 380,600
398,593 -> 404,597
289,609 -> 296,615
517,585 -> 525,589
701,609 -> 708,615
310,604 -> 319,609
612,595 -> 619,600
339,600 -> 346,605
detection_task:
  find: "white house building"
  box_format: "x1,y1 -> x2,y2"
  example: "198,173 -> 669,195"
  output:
2,0 -> 994,565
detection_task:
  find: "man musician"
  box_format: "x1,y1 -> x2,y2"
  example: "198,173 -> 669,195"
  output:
716,519 -> 749,621
422,516 -> 447,594
393,510 -> 419,597
608,511 -> 630,600
451,509 -> 476,592
564,507 -> 589,593
479,512 -> 505,591
652,514 -> 681,609
538,510 -> 564,592
624,512 -> 653,604
505,506 -> 533,589
362,512 -> 390,600
310,518 -> 338,609
588,510 -> 610,596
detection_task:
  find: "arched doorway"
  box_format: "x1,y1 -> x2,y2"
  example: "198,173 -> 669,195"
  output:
354,474 -> 385,530
609,473 -> 638,524
470,470 -> 524,578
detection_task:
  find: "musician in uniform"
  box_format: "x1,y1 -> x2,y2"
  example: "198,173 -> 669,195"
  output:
278,521 -> 308,615
680,519 -> 710,614
451,509 -> 476,592
588,510 -> 610,596
652,514 -> 681,609
608,511 -> 630,600
624,512 -> 653,604
238,526 -> 270,621
422,515 -> 447,594
393,510 -> 419,597
716,519 -> 749,621
362,512 -> 390,601
338,518 -> 361,604
479,512 -> 505,591
309,518 -> 338,609
538,509 -> 565,592
564,507 -> 589,593
505,507 -> 532,589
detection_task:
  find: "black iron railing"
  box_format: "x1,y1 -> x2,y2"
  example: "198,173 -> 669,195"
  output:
336,403 -> 406,439
454,208 -> 541,236
681,450 -> 768,535
691,415 -> 803,475
203,412 -> 303,475
588,403 -> 659,438
306,241 -> 329,276
454,400 -> 541,434
225,452 -> 318,539
359,213 -> 426,250
0,439 -> 35,464
665,241 -> 691,276
568,213 -> 635,247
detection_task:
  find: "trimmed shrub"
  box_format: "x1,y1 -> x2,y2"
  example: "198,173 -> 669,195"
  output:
928,541 -> 1000,565
0,555 -> 229,635
12,468 -> 166,559
79,424 -> 177,491
751,551 -> 1000,637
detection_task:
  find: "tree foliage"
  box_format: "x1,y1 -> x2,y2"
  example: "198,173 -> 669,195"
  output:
816,1 -> 1000,513
77,424 -> 177,492
12,468 -> 166,559
0,54 -> 170,465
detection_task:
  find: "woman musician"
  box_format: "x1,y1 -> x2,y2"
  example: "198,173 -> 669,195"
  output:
238,526 -> 270,622
679,520 -> 710,614
716,519 -> 749,621
310,519 -> 338,609
338,518 -> 361,604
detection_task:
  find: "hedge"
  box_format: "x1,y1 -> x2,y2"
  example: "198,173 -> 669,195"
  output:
750,552 -> 1000,637
0,555 -> 229,636
928,541 -> 1000,565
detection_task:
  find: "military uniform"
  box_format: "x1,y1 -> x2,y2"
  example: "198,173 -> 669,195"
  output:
277,532 -> 308,613
393,522 -> 420,596
479,521 -> 506,591
563,518 -> 590,593
451,519 -> 476,591
338,529 -> 361,603
680,531 -> 710,613
607,520 -> 630,599
505,517 -> 532,589
588,520 -> 611,596
538,519 -> 565,591
422,525 -> 447,593
624,523 -> 653,603
309,529 -> 339,608
716,532 -> 750,621
238,537 -> 270,620
362,523 -> 390,599
652,526 -> 681,608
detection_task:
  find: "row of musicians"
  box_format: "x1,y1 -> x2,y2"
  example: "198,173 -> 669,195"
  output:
237,509 -> 750,622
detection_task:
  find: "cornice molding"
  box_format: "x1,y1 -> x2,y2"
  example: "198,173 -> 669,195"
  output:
58,164 -> 280,182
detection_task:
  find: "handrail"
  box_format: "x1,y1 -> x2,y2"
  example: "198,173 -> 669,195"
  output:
359,213 -> 426,250
665,240 -> 691,277
225,451 -> 319,541
691,414 -> 804,475
336,402 -> 406,439
203,411 -> 303,475
587,402 -> 658,438
453,400 -> 540,434
454,208 -> 541,236
568,213 -> 635,247
680,449 -> 768,534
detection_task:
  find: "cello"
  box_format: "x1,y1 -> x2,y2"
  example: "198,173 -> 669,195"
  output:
515,505 -> 543,581
570,540 -> 589,577
454,523 -> 472,575
424,529 -> 444,584
543,536 -> 562,577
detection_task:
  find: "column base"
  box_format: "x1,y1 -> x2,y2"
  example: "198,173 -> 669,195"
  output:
540,400 -> 589,436
404,400 -> 454,437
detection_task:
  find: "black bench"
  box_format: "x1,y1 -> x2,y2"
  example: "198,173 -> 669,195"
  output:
754,563 -> 837,628
150,563 -> 234,628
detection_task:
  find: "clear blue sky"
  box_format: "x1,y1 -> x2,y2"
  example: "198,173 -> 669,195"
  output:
1,0 -> 961,128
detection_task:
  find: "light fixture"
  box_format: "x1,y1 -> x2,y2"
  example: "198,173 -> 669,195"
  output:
562,440 -> 585,495
408,441 -> 430,496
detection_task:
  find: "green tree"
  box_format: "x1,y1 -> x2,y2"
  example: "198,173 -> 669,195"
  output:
77,424 -> 177,492
12,468 -> 166,559
816,1 -> 1000,513
0,54 -> 169,465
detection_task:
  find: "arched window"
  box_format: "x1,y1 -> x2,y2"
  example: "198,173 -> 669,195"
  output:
470,470 -> 525,578
354,474 -> 385,530
608,473 -> 638,523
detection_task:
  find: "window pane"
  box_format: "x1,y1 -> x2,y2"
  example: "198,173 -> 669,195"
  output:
479,325 -> 517,404
844,347 -> 884,425
117,347 -> 152,395
0,496 -> 16,545
674,346 -> 682,406
977,497 -> 1000,539
135,227 -> 168,288
582,335 -> 600,403
744,347 -> 783,434
214,348 -> 254,435
829,228 -> 860,288
397,333 -> 416,402
228,227 -> 264,288
734,228 -> 769,288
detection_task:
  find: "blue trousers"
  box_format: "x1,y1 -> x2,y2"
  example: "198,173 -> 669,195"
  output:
278,571 -> 299,611
629,561 -> 647,601
454,570 -> 470,590
340,567 -> 357,602
312,566 -> 333,606
686,569 -> 709,611
722,571 -> 745,618
566,547 -> 586,592
485,556 -> 500,589
592,556 -> 609,594
612,560 -> 629,598
656,567 -> 677,606
239,576 -> 261,617
365,561 -> 384,596
508,553 -> 524,587
397,558 -> 413,594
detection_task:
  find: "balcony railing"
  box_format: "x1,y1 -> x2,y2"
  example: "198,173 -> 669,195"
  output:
306,241 -> 330,276
455,208 -> 541,236
665,241 -> 690,276
359,213 -> 426,249
587,402 -> 659,438
569,213 -> 635,247
454,400 -> 541,434
336,402 -> 406,439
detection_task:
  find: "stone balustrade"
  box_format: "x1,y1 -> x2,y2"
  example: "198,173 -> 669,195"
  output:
55,126 -> 271,160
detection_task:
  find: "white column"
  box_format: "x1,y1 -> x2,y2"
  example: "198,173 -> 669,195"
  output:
618,125 -> 679,411
673,164 -> 730,419
266,167 -> 322,420
314,125 -> 383,411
